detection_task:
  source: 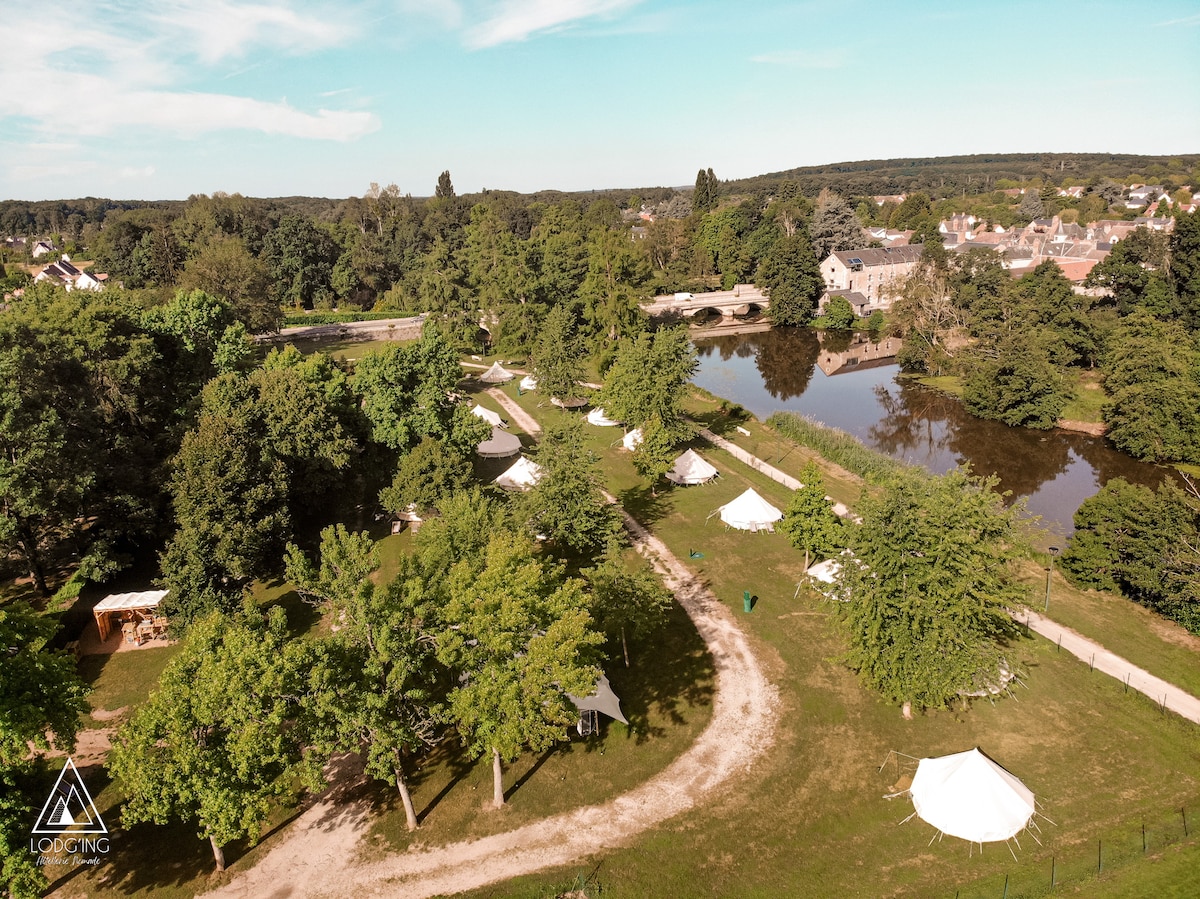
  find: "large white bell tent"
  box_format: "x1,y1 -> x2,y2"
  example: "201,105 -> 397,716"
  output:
710,488 -> 783,532
478,361 -> 514,384
471,404 -> 506,428
665,449 -> 719,486
476,426 -> 522,458
586,407 -> 621,427
904,748 -> 1038,847
519,374 -> 538,391
493,455 -> 544,491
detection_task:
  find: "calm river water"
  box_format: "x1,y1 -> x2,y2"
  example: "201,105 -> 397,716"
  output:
691,327 -> 1165,537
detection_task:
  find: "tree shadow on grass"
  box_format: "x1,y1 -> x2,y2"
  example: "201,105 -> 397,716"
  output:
504,747 -> 557,803
617,484 -> 672,532
603,599 -> 716,746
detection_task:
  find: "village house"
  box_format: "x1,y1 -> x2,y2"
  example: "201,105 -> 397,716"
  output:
33,255 -> 107,292
819,245 -> 924,315
31,239 -> 57,258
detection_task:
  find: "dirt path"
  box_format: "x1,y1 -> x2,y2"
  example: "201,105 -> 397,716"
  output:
1014,608 -> 1200,724
207,391 -> 779,899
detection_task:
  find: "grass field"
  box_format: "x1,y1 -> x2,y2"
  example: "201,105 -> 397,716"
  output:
39,368 -> 1200,898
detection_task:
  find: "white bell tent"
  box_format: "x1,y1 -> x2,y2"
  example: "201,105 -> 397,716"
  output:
586,407 -> 621,427
621,427 -> 644,451
905,748 -> 1038,847
471,404 -> 506,428
476,426 -> 521,458
710,488 -> 783,532
519,374 -> 538,391
665,449 -> 719,485
550,395 -> 588,409
493,455 -> 544,491
479,361 -> 514,384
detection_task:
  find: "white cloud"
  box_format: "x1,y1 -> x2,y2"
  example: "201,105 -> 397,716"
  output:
394,0 -> 463,29
0,2 -> 377,144
119,165 -> 157,179
465,0 -> 642,49
750,49 -> 845,69
1153,13 -> 1200,27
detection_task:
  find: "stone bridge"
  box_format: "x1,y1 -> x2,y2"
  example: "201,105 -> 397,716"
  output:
640,284 -> 770,318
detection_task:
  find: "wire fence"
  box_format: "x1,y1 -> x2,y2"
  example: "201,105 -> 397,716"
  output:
949,800 -> 1197,898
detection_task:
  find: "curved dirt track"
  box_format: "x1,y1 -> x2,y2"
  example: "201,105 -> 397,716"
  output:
207,391 -> 779,899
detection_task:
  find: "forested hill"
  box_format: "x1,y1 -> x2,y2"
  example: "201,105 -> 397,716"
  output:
724,153 -> 1200,199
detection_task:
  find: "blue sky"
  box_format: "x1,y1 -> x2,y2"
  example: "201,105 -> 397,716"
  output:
2,0 -> 1198,201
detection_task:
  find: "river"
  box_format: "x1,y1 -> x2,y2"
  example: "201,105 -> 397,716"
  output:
690,327 -> 1165,537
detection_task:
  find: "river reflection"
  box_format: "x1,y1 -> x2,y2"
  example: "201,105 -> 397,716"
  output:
691,328 -> 1165,536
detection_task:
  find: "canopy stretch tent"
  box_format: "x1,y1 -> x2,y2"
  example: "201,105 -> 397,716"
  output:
621,427 -> 644,451
471,404 -> 506,428
586,407 -> 621,427
476,426 -> 522,458
93,590 -> 169,642
550,396 -> 588,409
666,448 -> 719,485
478,361 -> 514,384
519,374 -> 538,391
907,748 -> 1036,844
567,674 -> 629,725
712,488 -> 783,532
493,455 -> 544,491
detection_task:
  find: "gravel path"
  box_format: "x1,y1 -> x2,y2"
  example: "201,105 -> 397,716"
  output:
1013,607 -> 1200,724
207,389 -> 779,899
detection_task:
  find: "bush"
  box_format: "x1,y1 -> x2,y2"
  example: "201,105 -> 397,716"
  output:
766,412 -> 916,484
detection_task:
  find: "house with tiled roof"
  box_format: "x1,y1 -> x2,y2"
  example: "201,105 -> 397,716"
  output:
819,245 -> 924,315
33,256 -> 106,292
31,240 -> 57,258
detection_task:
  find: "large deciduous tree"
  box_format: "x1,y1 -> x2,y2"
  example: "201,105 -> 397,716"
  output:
582,543 -> 672,667
779,462 -> 844,570
833,468 -> 1026,718
530,305 -> 587,402
599,325 -> 697,438
759,231 -> 824,327
436,532 -> 602,808
110,609 -> 322,873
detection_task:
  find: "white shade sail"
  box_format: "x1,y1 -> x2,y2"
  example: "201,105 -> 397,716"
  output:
493,455 -> 544,491
909,748 -> 1035,843
479,361 -> 514,383
715,488 -> 783,532
567,674 -> 628,725
476,426 -> 521,458
586,407 -> 621,427
471,404 -> 505,427
665,448 -> 719,485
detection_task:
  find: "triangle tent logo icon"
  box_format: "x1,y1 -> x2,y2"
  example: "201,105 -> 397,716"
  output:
32,758 -> 107,835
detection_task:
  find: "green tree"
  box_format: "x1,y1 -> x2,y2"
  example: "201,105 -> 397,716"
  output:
630,413 -> 677,493
286,526 -> 442,831
1170,209 -> 1200,328
379,436 -> 475,516
759,231 -> 824,326
179,234 -> 277,332
833,468 -> 1026,718
261,214 -> 340,310
110,609 -> 322,872
435,170 -> 456,199
599,326 -> 697,438
962,333 -> 1070,429
809,190 -> 864,260
579,227 -> 651,347
517,417 -> 622,556
351,328 -> 489,456
1018,188 -> 1045,220
693,168 -> 718,214
822,295 -> 856,329
1,602 -> 90,899
530,304 -> 587,402
436,532 -> 603,808
582,543 -> 673,667
778,462 -> 844,570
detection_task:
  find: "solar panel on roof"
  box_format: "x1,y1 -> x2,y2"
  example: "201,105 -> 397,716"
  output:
847,257 -> 862,265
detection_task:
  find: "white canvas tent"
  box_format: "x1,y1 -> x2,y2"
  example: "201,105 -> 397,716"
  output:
493,455 -> 544,491
550,395 -> 588,409
479,361 -> 514,384
471,404 -> 506,428
907,748 -> 1036,844
712,488 -> 783,532
586,407 -> 621,427
665,449 -> 719,485
567,674 -> 629,725
519,374 -> 537,391
476,426 -> 521,458
621,427 -> 644,451
93,590 -> 169,641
